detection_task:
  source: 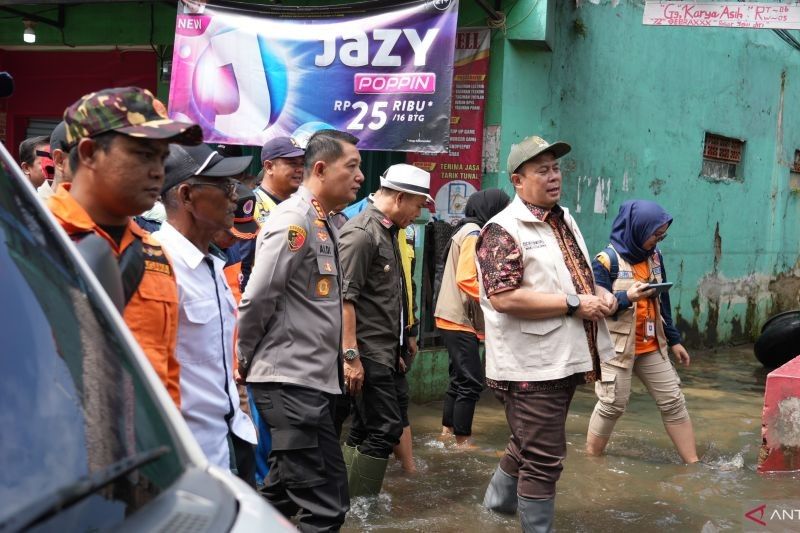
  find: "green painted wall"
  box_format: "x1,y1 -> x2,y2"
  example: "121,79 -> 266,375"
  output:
483,1 -> 800,347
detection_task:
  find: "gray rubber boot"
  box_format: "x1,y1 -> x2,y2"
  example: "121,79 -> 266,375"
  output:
518,495 -> 555,533
482,466 -> 519,515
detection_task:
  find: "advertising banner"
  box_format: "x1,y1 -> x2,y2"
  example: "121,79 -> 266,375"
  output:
407,28 -> 490,222
168,0 -> 459,152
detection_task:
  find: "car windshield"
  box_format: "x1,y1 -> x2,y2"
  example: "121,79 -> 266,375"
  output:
0,157 -> 186,531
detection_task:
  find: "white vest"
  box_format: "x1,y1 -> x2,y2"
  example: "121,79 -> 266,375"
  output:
478,196 -> 615,382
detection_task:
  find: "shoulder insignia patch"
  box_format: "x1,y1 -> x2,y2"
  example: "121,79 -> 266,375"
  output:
380,216 -> 392,228
142,242 -> 172,273
142,243 -> 164,257
287,224 -> 307,252
310,198 -> 327,220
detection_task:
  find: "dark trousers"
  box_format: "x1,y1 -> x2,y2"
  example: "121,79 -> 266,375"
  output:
229,432 -> 256,489
440,329 -> 484,436
250,383 -> 349,533
493,382 -> 577,500
346,357 -> 404,459
335,370 -> 409,439
333,394 -> 353,440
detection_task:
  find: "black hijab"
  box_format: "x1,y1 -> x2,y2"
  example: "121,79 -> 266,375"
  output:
441,188 -> 511,262
459,188 -> 512,230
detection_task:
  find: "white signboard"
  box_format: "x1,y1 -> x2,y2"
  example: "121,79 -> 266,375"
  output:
643,1 -> 800,29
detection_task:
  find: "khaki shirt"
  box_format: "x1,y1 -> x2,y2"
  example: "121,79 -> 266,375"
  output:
339,203 -> 405,368
237,186 -> 343,395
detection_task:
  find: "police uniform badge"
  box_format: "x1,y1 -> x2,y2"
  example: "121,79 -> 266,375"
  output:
310,198 -> 327,220
315,277 -> 331,297
287,224 -> 307,252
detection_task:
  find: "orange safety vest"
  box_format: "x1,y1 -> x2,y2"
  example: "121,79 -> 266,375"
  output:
47,186 -> 181,407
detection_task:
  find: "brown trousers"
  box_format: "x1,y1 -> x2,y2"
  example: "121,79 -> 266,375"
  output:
494,381 -> 577,499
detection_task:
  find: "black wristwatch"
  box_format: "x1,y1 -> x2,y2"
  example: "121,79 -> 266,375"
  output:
565,294 -> 581,316
343,348 -> 360,361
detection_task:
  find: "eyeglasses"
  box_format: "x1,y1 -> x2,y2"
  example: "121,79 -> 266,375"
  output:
653,232 -> 668,242
187,179 -> 237,197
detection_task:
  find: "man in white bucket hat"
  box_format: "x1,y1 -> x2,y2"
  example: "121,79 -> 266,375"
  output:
337,163 -> 432,497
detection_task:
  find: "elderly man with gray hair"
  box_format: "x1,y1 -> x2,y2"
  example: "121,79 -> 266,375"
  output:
338,163 -> 431,497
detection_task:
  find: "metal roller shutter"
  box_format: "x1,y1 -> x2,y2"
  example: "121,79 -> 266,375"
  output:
26,119 -> 60,140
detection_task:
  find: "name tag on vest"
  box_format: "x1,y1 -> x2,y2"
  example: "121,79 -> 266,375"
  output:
618,270 -> 634,279
522,239 -> 546,250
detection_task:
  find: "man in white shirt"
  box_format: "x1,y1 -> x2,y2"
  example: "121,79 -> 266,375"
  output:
154,142 -> 257,484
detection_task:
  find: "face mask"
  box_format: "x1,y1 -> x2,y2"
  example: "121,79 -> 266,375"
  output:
36,149 -> 55,181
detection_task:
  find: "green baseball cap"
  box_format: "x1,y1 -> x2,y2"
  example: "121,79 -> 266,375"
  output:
63,86 -> 203,147
507,135 -> 571,175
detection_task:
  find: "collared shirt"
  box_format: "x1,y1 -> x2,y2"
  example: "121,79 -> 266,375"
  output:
339,203 -> 406,368
154,222 -> 256,469
36,179 -> 56,200
47,185 -> 181,407
476,202 -> 601,389
340,194 -> 418,332
238,186 -> 344,394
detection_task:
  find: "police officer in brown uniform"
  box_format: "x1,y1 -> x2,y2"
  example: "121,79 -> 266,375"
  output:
237,130 -> 364,532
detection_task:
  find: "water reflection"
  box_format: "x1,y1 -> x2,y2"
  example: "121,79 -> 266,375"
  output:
342,345 -> 799,531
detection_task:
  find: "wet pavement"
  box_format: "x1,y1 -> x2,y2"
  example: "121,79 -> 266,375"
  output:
342,345 -> 799,532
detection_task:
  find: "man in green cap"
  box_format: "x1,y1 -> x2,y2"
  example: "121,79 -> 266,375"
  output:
48,86 -> 203,408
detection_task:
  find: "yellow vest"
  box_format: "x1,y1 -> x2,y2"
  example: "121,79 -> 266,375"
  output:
398,227 -> 415,328
253,187 -> 278,226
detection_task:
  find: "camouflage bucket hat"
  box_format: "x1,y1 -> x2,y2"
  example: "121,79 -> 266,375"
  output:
63,86 -> 203,147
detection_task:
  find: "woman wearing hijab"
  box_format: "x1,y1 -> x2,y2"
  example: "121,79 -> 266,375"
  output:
586,200 -> 698,463
435,189 -> 511,447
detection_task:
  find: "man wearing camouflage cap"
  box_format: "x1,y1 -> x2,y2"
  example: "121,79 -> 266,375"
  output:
48,86 -> 202,408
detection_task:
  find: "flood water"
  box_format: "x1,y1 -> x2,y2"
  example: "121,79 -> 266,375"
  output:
341,345 -> 799,532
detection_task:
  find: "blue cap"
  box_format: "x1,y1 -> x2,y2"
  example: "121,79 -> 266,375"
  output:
260,136 -> 305,163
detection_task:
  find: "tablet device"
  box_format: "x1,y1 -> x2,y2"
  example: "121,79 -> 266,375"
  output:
646,282 -> 673,296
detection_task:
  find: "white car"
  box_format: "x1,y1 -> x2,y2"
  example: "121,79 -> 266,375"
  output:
0,141 -> 295,533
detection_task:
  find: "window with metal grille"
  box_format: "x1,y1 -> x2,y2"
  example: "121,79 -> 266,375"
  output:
791,150 -> 800,192
701,133 -> 744,181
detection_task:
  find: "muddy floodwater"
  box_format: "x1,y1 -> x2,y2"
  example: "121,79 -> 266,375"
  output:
341,345 -> 799,532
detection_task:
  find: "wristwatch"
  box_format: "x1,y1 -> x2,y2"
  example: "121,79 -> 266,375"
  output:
343,348 -> 360,361
565,294 -> 581,316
